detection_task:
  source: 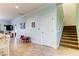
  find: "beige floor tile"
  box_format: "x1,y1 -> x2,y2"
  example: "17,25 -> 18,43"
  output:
9,39 -> 79,56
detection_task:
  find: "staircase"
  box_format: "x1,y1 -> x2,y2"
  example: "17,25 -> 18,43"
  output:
60,26 -> 79,49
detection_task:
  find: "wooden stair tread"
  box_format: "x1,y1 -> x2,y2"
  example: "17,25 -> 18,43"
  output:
63,33 -> 77,35
63,31 -> 76,33
62,38 -> 78,41
63,32 -> 77,34
63,30 -> 76,31
64,26 -> 76,28
60,43 -> 79,48
62,37 -> 77,39
64,28 -> 76,29
62,34 -> 77,36
61,39 -> 78,43
60,26 -> 78,49
62,35 -> 77,38
60,44 -> 79,50
61,40 -> 78,45
60,43 -> 79,49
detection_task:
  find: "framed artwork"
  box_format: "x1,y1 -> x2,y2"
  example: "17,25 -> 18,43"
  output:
20,22 -> 26,29
31,22 -> 35,28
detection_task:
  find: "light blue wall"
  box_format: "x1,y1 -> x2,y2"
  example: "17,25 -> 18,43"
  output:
0,20 -> 9,31
10,4 -> 65,48
11,4 -> 58,48
56,4 -> 64,47
76,4 -> 79,43
11,4 -> 64,48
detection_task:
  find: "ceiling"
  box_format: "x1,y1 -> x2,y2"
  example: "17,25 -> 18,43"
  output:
0,3 -> 49,20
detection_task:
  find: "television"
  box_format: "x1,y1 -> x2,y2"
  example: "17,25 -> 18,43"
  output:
5,25 -> 13,31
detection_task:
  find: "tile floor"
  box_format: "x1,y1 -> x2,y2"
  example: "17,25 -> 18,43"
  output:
10,40 -> 79,56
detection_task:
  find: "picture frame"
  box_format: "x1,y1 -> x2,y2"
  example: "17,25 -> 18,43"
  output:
31,22 -> 35,28
20,22 -> 26,29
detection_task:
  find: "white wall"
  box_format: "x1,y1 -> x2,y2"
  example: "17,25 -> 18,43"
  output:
0,20 -> 9,25
0,20 -> 9,31
11,4 -> 57,48
56,4 -> 64,48
63,3 -> 76,26
76,4 -> 79,43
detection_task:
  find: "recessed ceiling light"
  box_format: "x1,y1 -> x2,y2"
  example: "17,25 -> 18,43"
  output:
15,5 -> 19,9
